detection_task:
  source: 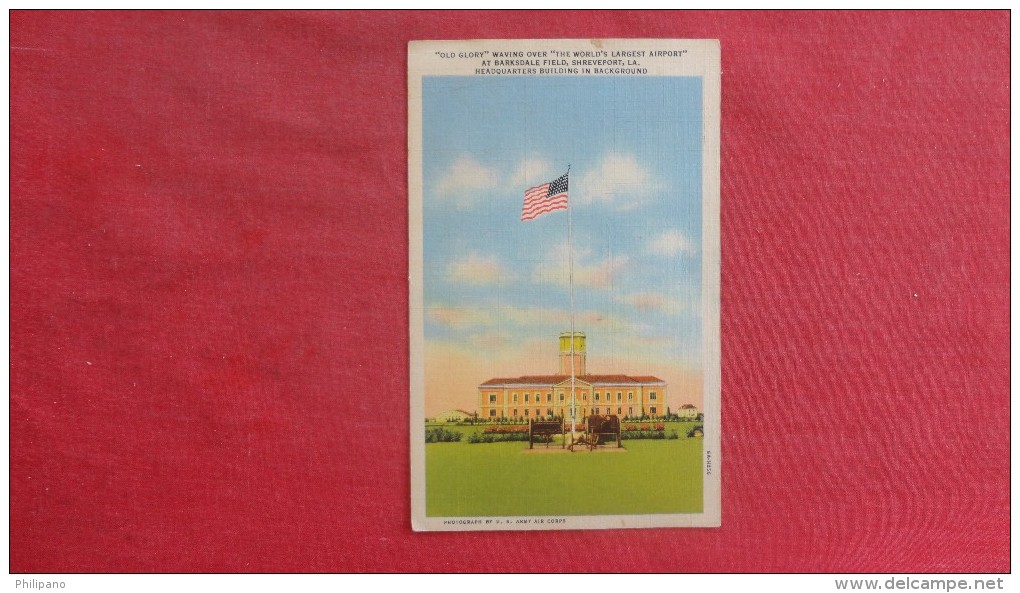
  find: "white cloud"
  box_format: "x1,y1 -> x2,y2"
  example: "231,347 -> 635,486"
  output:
615,291 -> 697,316
447,253 -> 514,285
509,157 -> 555,188
426,302 -> 632,333
505,306 -> 631,332
577,153 -> 664,210
616,292 -> 676,314
434,155 -> 499,207
646,229 -> 697,257
576,256 -> 630,289
531,241 -> 629,289
426,305 -> 494,330
504,306 -> 570,327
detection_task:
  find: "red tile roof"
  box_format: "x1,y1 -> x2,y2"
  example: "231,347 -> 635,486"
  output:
479,374 -> 664,387
479,375 -> 565,386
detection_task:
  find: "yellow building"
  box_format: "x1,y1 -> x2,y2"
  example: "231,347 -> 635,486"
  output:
477,332 -> 667,421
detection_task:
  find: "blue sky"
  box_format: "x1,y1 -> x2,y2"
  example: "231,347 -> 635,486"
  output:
421,76 -> 704,413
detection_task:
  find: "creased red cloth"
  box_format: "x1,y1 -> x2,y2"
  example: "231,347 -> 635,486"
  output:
10,11 -> 1009,572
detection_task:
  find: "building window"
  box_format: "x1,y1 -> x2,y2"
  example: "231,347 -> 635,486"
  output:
547,409 -> 553,417
628,407 -> 633,415
559,394 -> 564,401
513,393 -> 518,402
594,392 -> 600,401
489,394 -> 497,403
594,407 -> 599,414
547,393 -> 552,402
524,393 -> 529,402
650,407 -> 657,415
489,409 -> 496,417
524,409 -> 529,416
650,392 -> 657,400
617,407 -> 622,414
582,394 -> 587,401
513,409 -> 518,417
628,393 -> 633,402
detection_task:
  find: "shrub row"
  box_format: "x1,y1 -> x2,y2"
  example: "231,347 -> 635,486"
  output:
468,431 -> 530,444
425,427 -> 463,443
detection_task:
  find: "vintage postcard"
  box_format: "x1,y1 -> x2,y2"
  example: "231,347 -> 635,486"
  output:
409,39 -> 720,530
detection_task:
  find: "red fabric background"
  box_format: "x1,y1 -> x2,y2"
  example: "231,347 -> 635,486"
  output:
10,11 -> 1009,573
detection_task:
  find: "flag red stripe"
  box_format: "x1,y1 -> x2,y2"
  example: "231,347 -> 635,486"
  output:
524,182 -> 551,199
521,193 -> 568,216
521,207 -> 565,221
522,206 -> 565,219
521,174 -> 568,221
521,195 -> 568,220
521,195 -> 568,216
522,184 -> 551,210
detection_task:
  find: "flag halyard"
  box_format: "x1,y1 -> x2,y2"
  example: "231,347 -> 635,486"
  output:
521,172 -> 569,221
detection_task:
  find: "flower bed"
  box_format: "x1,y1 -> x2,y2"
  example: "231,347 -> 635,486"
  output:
622,430 -> 679,440
622,422 -> 678,440
624,423 -> 666,432
483,425 -> 529,434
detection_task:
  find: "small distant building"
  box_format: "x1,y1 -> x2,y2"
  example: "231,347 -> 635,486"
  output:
435,409 -> 475,423
477,332 -> 667,421
678,403 -> 699,419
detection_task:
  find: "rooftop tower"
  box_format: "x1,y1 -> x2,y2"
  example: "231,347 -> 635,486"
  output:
558,331 -> 586,375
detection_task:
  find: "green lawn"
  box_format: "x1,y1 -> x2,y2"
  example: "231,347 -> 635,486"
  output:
425,436 -> 703,517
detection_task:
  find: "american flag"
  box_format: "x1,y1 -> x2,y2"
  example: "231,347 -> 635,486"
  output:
521,172 -> 569,221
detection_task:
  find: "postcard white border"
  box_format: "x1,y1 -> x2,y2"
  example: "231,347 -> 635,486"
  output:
409,39 -> 721,531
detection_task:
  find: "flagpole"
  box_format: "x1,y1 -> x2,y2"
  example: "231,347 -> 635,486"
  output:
566,165 -> 576,446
